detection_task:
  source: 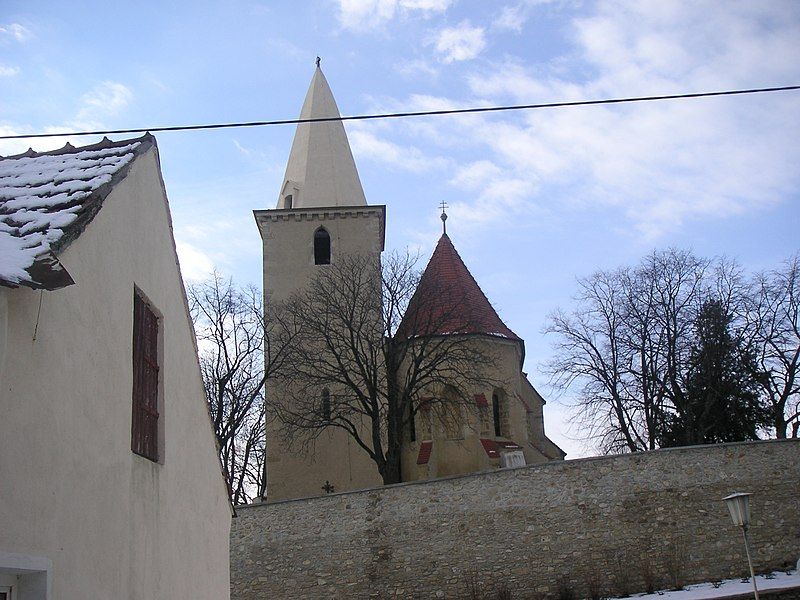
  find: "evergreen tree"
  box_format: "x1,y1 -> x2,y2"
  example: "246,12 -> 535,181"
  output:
658,299 -> 770,447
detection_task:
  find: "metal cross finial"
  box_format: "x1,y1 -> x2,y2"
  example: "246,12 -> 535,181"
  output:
322,480 -> 335,494
439,200 -> 449,234
316,56 -> 321,68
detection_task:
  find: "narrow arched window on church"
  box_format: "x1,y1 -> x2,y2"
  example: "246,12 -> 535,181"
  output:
284,194 -> 293,209
321,388 -> 331,421
492,393 -> 502,437
314,227 -> 331,265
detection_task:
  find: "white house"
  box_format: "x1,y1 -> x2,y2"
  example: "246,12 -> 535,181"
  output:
0,135 -> 231,599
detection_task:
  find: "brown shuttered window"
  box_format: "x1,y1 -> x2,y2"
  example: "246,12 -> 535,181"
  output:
132,291 -> 160,462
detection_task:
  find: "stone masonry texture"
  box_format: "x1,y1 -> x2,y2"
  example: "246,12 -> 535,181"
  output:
230,439 -> 800,599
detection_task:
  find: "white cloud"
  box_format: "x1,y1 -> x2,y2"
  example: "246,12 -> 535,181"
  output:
0,80 -> 136,156
386,1 -> 800,238
0,64 -> 19,77
233,139 -> 253,158
434,21 -> 486,63
493,4 -> 527,33
232,139 -> 273,167
338,0 -> 395,29
176,241 -> 215,282
466,61 -> 558,101
401,0 -> 451,9
77,81 -> 132,121
0,23 -> 31,42
492,0 -> 565,33
448,163 -> 541,228
395,58 -> 438,78
337,0 -> 453,30
349,128 -> 448,172
449,160 -> 502,191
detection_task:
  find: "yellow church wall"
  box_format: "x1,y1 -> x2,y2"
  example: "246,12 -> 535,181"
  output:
400,336 -> 563,482
256,206 -> 386,501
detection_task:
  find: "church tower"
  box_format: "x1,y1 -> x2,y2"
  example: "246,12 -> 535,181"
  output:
254,65 -> 385,501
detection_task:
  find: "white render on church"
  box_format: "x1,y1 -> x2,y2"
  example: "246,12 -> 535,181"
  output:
277,66 -> 368,210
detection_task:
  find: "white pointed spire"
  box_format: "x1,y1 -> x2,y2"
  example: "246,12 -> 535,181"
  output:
277,65 -> 367,209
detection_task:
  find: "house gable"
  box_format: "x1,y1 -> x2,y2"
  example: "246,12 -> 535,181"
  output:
0,135 -> 231,598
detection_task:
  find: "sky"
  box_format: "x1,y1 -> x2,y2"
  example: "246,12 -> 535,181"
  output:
2,0 -> 799,458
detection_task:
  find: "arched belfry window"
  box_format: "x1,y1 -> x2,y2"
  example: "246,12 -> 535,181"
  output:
321,388 -> 331,421
314,227 -> 331,265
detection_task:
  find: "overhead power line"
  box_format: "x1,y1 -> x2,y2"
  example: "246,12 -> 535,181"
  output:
2,85 -> 798,141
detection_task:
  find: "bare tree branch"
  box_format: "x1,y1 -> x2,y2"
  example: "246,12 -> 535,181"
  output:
188,272 -> 292,504
544,248 -> 773,453
271,250 -> 500,484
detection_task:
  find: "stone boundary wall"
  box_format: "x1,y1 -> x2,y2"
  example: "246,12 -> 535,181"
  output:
231,439 -> 800,599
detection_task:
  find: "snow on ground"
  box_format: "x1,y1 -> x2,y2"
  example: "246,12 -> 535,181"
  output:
617,570 -> 800,600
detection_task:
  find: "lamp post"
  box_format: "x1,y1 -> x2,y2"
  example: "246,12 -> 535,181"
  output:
723,492 -> 759,600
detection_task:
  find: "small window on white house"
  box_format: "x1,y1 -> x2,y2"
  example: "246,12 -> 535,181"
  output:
314,227 -> 331,265
132,290 -> 161,462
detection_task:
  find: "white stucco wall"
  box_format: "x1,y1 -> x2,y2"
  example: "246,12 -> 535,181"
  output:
0,147 -> 231,599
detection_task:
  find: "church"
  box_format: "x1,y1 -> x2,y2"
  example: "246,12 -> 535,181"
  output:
255,65 -> 564,502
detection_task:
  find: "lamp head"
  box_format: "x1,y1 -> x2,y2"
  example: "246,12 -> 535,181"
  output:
723,492 -> 751,527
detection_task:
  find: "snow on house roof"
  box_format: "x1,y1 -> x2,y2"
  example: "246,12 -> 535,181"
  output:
0,134 -> 154,290
396,233 -> 522,344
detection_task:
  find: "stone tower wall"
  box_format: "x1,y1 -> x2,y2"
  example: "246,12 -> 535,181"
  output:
231,439 -> 800,599
257,206 -> 386,501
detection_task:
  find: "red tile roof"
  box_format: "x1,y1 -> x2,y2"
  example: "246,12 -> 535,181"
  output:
416,441 -> 433,465
496,440 -> 522,450
481,438 -> 522,458
396,234 -> 521,343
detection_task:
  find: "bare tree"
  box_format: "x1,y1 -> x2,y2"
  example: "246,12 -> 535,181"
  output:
271,251 -> 497,485
188,273 -> 292,504
545,249 -> 755,453
746,254 -> 800,438
546,268 -> 641,453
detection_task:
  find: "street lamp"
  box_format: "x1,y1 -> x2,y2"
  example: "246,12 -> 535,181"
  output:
723,492 -> 759,600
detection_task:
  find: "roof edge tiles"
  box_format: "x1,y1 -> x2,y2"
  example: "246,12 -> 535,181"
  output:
0,133 -> 155,290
